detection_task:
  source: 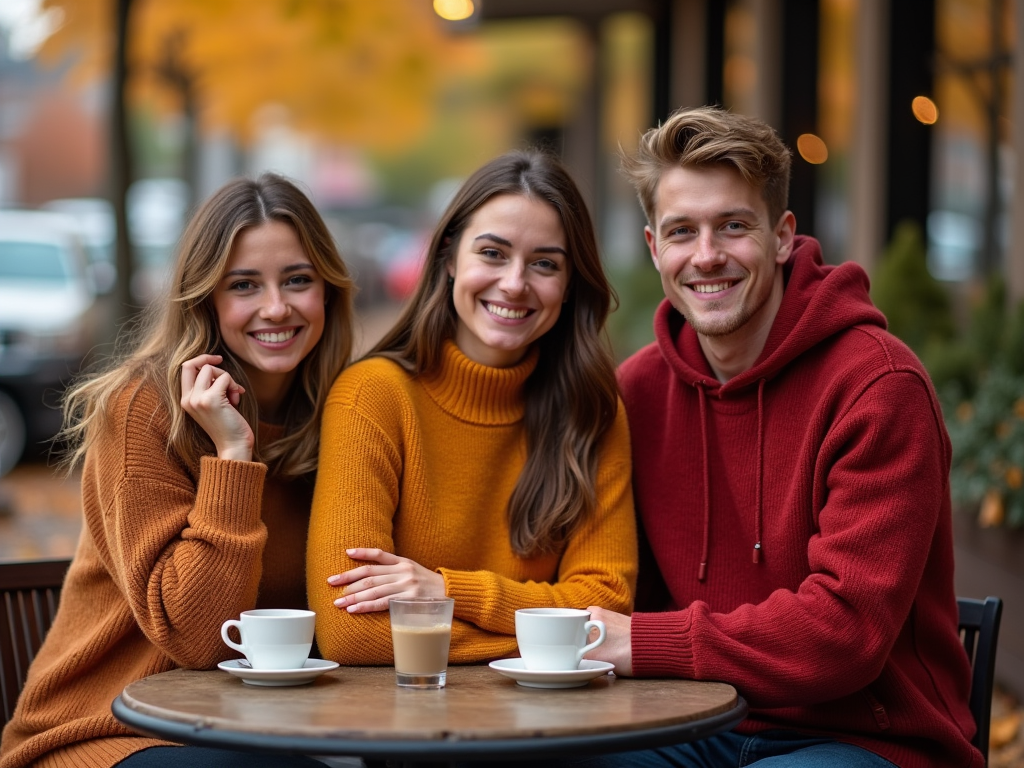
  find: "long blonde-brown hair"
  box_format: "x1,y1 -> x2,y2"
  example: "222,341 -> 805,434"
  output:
371,150 -> 619,557
60,173 -> 354,476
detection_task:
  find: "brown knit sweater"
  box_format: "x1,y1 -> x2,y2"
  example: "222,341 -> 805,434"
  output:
0,381 -> 312,768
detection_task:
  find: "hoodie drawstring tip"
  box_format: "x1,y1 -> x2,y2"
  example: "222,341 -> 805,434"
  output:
752,542 -> 762,564
698,561 -> 707,581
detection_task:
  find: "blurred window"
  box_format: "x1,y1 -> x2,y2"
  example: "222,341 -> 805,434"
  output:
0,242 -> 68,280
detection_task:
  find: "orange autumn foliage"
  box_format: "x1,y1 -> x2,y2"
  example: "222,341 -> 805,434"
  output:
38,0 -> 479,150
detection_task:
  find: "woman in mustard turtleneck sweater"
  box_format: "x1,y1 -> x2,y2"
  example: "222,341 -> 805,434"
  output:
307,150 -> 637,664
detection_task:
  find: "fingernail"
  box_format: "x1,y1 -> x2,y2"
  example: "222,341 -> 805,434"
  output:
346,549 -> 356,555
346,605 -> 358,613
334,598 -> 346,607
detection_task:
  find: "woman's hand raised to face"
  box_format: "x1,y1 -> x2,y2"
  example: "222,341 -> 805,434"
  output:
180,354 -> 254,462
328,548 -> 447,613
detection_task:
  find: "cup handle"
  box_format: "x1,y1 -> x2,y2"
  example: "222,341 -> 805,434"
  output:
221,619 -> 246,655
577,619 -> 607,662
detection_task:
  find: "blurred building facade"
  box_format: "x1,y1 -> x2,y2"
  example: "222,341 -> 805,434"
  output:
1,1 -> 1020,299
476,0 -> 1023,303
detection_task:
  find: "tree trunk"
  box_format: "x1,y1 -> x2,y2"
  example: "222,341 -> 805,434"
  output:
111,0 -> 137,327
979,0 -> 1005,278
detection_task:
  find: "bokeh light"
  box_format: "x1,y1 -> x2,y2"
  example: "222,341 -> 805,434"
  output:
796,133 -> 828,164
433,0 -> 475,22
912,95 -> 938,125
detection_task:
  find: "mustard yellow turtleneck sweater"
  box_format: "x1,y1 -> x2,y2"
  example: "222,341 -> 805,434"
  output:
0,380 -> 312,768
308,340 -> 637,664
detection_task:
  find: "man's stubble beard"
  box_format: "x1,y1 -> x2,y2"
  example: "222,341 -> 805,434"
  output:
681,301 -> 752,337
672,286 -> 762,339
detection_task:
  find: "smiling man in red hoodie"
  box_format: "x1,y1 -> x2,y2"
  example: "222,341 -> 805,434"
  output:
583,107 -> 982,767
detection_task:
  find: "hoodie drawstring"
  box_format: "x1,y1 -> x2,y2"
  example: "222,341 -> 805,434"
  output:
696,379 -> 766,580
753,378 -> 765,564
697,383 -> 709,581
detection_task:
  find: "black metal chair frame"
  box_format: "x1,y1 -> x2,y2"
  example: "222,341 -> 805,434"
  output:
958,595 -> 1003,766
0,558 -> 71,726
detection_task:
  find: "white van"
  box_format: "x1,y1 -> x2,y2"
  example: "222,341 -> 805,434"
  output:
0,210 -> 102,475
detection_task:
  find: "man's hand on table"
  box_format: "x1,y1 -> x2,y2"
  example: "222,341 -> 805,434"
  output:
586,606 -> 633,677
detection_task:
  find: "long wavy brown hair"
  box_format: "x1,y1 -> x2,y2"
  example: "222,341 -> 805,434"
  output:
371,150 -> 619,557
60,173 -> 355,477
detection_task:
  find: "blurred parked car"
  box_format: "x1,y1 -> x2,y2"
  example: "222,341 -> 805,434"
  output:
380,228 -> 429,302
127,178 -> 189,303
40,180 -> 190,306
0,210 -> 103,475
41,197 -> 117,294
326,209 -> 430,305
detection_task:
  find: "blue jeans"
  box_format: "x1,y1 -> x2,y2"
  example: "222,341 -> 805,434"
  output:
520,730 -> 898,767
115,745 -> 328,766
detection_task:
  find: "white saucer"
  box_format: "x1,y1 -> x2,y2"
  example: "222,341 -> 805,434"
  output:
488,658 -> 614,689
217,658 -> 339,687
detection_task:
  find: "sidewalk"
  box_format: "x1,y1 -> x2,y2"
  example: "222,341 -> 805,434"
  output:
0,463 -> 81,560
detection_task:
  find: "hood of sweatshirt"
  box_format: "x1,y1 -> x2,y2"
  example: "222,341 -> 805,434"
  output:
652,234 -> 888,579
655,235 -> 887,393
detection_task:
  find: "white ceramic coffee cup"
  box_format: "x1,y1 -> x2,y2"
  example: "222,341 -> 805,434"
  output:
515,608 -> 607,671
220,609 -> 315,670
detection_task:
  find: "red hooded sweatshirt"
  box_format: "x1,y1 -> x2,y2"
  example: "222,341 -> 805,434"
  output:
618,236 -> 982,767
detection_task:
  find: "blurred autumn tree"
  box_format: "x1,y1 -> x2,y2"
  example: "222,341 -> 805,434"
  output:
371,18 -> 593,205
37,0 -> 472,318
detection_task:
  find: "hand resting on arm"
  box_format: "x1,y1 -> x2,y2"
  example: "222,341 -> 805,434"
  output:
328,548 -> 446,613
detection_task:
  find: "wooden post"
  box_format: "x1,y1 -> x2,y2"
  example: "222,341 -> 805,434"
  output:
670,0 -> 708,111
1010,0 -> 1024,304
848,0 -> 888,273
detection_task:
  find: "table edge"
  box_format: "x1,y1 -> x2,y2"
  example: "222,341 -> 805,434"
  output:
112,694 -> 748,759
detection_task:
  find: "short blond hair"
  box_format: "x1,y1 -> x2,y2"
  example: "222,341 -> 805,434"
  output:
622,106 -> 792,225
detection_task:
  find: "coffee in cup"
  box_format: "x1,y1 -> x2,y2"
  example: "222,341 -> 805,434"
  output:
389,597 -> 454,689
515,608 -> 607,671
220,608 -> 315,670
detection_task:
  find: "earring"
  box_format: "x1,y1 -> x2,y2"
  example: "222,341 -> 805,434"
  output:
448,275 -> 454,287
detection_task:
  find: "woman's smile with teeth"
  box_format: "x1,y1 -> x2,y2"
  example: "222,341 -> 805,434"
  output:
252,329 -> 298,343
485,302 -> 529,319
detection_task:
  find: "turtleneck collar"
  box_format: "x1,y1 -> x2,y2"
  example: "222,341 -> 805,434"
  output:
421,339 -> 539,425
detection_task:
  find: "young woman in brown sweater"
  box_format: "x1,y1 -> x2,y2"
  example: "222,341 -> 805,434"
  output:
0,174 -> 354,768
308,150 -> 637,665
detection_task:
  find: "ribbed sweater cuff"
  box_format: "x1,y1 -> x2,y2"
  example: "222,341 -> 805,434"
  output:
439,568 -> 513,632
194,455 -> 267,529
631,609 -> 697,678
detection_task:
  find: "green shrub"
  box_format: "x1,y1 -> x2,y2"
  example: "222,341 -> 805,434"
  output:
871,221 -> 1024,527
871,220 -> 956,355
607,262 -> 664,362
945,366 -> 1024,527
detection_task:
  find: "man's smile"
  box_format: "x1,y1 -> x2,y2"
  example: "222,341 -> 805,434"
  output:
690,281 -> 738,294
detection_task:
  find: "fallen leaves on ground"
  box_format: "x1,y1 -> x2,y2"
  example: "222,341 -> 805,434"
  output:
991,686 -> 1024,767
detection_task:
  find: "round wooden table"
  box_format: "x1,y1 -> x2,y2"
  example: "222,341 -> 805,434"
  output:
113,665 -> 747,763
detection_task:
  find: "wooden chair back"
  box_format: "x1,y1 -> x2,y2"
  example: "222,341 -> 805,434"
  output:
0,558 -> 71,726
